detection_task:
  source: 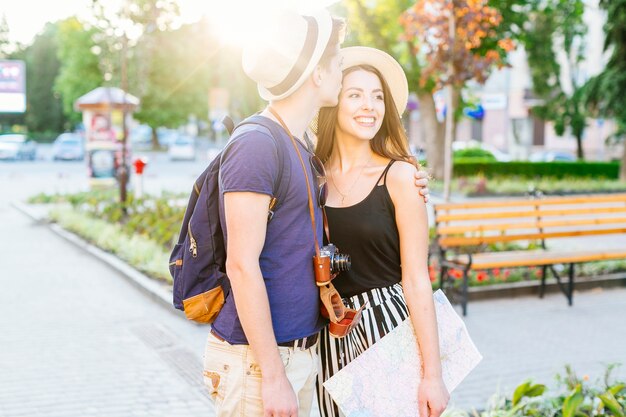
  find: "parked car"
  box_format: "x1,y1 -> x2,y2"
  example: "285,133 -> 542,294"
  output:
168,135 -> 196,161
52,133 -> 85,161
0,134 -> 36,161
529,150 -> 577,162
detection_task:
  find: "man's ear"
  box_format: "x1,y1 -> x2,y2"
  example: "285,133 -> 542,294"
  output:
311,65 -> 324,87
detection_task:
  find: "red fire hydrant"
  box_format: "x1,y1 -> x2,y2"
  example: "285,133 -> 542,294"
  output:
133,157 -> 147,175
133,157 -> 148,197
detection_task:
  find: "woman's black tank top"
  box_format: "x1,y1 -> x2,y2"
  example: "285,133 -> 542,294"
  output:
326,160 -> 402,297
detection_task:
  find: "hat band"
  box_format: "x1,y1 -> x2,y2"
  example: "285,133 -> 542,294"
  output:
267,16 -> 319,97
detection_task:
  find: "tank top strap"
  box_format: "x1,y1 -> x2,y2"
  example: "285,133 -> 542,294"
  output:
376,160 -> 396,186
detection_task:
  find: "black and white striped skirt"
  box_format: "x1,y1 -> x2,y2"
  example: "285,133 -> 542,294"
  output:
316,283 -> 409,417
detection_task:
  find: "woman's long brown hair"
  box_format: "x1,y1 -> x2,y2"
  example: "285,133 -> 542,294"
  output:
315,64 -> 418,168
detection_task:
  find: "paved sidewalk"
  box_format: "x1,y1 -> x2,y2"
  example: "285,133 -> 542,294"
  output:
450,287 -> 626,410
0,203 -> 212,417
2,182 -> 625,415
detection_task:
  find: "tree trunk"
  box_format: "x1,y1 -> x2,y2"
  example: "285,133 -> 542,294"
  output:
151,126 -> 160,150
443,86 -> 462,200
418,92 -> 445,179
575,133 -> 584,160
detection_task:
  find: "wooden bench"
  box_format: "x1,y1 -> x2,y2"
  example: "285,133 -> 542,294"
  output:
433,193 -> 626,315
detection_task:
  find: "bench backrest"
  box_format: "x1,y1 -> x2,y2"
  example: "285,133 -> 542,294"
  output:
433,194 -> 626,250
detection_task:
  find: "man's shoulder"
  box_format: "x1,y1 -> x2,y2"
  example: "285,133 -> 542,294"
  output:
222,123 -> 282,161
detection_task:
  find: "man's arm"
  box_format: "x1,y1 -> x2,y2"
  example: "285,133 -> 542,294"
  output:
223,191 -> 298,417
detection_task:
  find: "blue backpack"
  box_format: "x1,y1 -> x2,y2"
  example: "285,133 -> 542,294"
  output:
169,115 -> 291,323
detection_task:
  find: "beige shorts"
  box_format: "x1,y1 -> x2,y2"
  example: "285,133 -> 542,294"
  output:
203,331 -> 319,417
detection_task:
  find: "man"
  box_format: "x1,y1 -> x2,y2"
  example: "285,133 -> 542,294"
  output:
204,9 -> 429,417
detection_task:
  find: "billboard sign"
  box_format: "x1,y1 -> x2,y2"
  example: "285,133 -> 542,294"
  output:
0,60 -> 26,113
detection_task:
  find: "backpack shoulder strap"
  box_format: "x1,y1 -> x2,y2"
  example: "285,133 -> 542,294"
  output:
229,115 -> 292,218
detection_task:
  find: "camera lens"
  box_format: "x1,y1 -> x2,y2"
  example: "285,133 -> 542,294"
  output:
332,254 -> 351,272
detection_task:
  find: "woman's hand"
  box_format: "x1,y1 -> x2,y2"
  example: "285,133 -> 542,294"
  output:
418,375 -> 450,417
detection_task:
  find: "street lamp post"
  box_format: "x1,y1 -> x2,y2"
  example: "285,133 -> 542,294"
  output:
119,32 -> 129,209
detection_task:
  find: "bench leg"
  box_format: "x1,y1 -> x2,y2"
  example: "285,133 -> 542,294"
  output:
568,263 -> 574,306
439,265 -> 448,292
539,265 -> 548,298
461,269 -> 469,316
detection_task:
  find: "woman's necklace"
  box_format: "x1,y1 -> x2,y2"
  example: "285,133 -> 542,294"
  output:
329,153 -> 374,206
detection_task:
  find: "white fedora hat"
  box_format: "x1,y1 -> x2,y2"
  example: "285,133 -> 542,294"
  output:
340,46 -> 409,115
242,9 -> 334,101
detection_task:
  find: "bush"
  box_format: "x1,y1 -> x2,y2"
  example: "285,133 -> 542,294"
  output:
49,208 -> 172,282
454,160 -> 621,179
445,365 -> 625,417
454,148 -> 496,160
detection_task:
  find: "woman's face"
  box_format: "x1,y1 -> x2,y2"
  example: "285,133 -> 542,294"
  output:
336,69 -> 385,142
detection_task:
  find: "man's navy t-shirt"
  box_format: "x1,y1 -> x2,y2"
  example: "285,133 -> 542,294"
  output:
212,117 -> 325,344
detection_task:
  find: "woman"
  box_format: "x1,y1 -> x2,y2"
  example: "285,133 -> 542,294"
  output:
315,46 -> 450,417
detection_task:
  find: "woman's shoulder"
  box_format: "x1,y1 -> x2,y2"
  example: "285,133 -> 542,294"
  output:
387,159 -> 418,186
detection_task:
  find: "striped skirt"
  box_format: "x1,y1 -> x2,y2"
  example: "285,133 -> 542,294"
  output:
316,283 -> 409,417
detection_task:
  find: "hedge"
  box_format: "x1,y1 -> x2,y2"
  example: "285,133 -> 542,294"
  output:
453,159 -> 621,179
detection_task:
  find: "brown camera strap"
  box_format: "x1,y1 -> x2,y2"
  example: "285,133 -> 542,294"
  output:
267,107 -> 324,257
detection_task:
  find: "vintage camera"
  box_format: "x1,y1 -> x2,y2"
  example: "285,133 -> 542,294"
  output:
314,244 -> 351,286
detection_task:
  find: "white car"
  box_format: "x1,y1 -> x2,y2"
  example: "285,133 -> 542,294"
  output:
0,134 -> 37,161
52,133 -> 85,161
168,135 -> 196,161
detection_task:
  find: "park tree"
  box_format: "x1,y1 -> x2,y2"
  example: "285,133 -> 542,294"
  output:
340,0 -> 516,182
90,0 -> 207,148
523,0 -> 587,159
402,0 -> 514,185
54,17 -> 103,126
132,21 -> 212,145
585,0 -> 626,180
22,23 -> 66,135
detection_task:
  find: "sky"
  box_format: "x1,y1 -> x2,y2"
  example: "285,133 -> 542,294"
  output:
1,0 -> 341,46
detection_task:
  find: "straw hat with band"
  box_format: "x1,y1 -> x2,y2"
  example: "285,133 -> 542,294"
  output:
242,9 -> 334,102
340,46 -> 409,116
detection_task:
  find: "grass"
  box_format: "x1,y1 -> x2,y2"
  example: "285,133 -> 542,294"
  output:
49,207 -> 172,283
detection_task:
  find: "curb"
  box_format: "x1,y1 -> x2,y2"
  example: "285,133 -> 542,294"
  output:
11,201 -> 187,321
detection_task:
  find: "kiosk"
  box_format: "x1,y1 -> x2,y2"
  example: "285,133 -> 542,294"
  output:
74,87 -> 139,187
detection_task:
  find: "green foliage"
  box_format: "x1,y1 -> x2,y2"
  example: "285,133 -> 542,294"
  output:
512,380 -> 546,406
22,23 -> 66,134
341,0 -> 427,91
453,148 -> 496,160
453,160 -> 620,180
585,0 -> 626,147
132,22 -> 212,132
54,17 -> 103,125
446,365 -> 626,417
431,175 -> 626,196
523,0 -> 589,159
49,207 -> 171,282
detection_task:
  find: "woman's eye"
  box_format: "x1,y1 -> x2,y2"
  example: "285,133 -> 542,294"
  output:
348,93 -> 360,98
375,94 -> 384,101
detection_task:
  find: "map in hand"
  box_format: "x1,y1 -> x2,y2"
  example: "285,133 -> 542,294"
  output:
323,290 -> 483,417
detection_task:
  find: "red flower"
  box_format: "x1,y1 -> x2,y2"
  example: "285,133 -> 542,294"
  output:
476,272 -> 488,282
504,270 -> 511,278
449,269 -> 463,280
493,268 -> 501,277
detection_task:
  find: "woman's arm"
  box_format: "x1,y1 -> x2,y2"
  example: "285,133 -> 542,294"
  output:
387,161 -> 449,417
